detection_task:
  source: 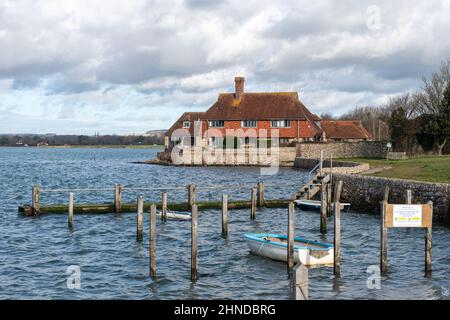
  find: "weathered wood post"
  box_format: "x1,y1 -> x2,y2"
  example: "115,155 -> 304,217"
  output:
149,204 -> 157,278
291,262 -> 308,300
222,194 -> 228,237
425,201 -> 433,275
251,187 -> 257,220
188,184 -> 196,210
333,181 -> 343,276
320,182 -> 327,234
68,192 -> 74,228
32,185 -> 41,215
287,202 -> 295,274
383,186 -> 390,203
380,199 -> 388,274
136,196 -> 144,242
114,183 -> 122,213
406,189 -> 413,204
191,204 -> 198,281
162,192 -> 168,223
326,183 -> 332,217
257,182 -> 265,207
319,149 -> 324,176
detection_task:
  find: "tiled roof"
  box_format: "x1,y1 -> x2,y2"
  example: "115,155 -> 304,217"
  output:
321,121 -> 372,140
165,112 -> 205,136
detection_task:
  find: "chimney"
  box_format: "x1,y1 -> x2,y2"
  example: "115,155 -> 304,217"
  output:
235,76 -> 245,100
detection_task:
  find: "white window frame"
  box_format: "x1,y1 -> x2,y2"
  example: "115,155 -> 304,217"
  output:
208,120 -> 225,128
242,120 -> 258,128
271,120 -> 291,128
182,121 -> 191,128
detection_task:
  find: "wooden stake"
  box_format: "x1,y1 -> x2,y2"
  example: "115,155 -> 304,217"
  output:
291,262 -> 308,300
222,194 -> 228,237
162,192 -> 167,223
425,201 -> 433,275
383,186 -> 390,202
333,181 -> 343,276
188,184 -> 196,210
380,200 -> 388,274
251,187 -> 257,220
257,182 -> 265,207
32,185 -> 41,215
287,202 -> 295,273
150,204 -> 156,278
114,184 -> 122,213
406,189 -> 412,204
68,192 -> 74,228
320,182 -> 327,234
326,183 -> 332,217
191,204 -> 198,281
137,196 -> 144,242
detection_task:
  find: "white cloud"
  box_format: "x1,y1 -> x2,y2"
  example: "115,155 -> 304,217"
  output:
0,0 -> 449,134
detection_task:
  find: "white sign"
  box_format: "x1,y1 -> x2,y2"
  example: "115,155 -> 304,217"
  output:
393,205 -> 422,227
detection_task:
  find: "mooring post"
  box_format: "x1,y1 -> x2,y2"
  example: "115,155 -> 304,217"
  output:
288,202 -> 295,274
162,192 -> 167,223
251,187 -> 257,220
137,196 -> 144,242
222,194 -> 228,237
383,186 -> 390,203
191,204 -> 198,281
425,201 -> 433,276
32,185 -> 41,215
188,184 -> 196,210
380,200 -> 388,274
291,262 -> 308,300
406,189 -> 413,204
149,204 -> 157,278
326,183 -> 332,217
257,182 -> 265,207
333,181 -> 343,276
319,149 -> 324,176
68,192 -> 74,228
320,182 -> 327,234
114,183 -> 122,213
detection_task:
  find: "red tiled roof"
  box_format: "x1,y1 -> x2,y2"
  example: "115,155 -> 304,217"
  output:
165,112 -> 205,136
321,121 -> 372,140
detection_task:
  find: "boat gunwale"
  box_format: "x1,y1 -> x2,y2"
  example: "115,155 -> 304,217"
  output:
244,233 -> 334,251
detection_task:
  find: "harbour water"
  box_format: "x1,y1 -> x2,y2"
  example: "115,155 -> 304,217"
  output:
0,147 -> 449,299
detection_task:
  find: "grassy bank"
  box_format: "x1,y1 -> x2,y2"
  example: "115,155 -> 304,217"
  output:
338,156 -> 450,183
39,145 -> 164,149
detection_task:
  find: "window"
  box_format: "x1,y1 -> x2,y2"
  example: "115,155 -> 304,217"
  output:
271,120 -> 291,128
182,121 -> 190,128
242,120 -> 257,128
209,120 -> 225,127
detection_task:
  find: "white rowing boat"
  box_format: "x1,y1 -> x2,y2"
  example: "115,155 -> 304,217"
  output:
294,199 -> 351,211
156,211 -> 192,220
244,233 -> 334,266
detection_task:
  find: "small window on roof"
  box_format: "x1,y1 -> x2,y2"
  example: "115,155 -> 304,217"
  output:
183,121 -> 190,128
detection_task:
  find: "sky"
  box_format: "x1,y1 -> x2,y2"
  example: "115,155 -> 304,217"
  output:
0,0 -> 450,135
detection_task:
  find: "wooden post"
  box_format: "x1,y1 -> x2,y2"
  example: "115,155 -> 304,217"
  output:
333,181 -> 343,276
191,204 -> 198,281
188,184 -> 196,210
319,149 -> 324,176
380,200 -> 388,274
291,262 -> 308,300
162,192 -> 167,223
425,201 -> 433,275
137,196 -> 144,242
222,194 -> 228,237
68,192 -> 74,228
257,182 -> 265,207
114,184 -> 122,213
287,202 -> 295,274
32,185 -> 41,215
383,186 -> 390,202
320,182 -> 327,234
406,189 -> 412,204
326,183 -> 332,217
149,204 -> 156,278
251,187 -> 257,220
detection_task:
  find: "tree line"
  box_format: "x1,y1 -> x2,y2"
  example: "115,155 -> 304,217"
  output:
321,59 -> 450,155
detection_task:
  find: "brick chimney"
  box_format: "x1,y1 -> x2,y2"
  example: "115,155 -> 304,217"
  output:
235,76 -> 245,100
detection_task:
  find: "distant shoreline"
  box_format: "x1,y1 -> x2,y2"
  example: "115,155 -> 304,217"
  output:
0,145 -> 164,149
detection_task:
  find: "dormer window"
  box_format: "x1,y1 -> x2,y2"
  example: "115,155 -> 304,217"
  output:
271,120 -> 291,128
183,121 -> 191,128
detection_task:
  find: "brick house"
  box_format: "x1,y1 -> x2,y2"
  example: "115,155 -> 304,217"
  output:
164,77 -> 371,149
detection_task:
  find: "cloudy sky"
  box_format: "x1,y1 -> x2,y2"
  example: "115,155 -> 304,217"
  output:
1,0 -> 449,134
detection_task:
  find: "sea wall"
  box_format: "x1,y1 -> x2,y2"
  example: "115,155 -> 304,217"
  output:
294,158 -> 370,174
296,141 -> 388,159
334,174 -> 450,223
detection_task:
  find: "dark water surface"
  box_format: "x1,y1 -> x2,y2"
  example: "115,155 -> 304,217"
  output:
0,147 -> 449,299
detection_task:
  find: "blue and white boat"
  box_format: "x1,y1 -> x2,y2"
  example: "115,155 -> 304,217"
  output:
244,233 -> 334,266
156,211 -> 191,220
294,199 -> 351,212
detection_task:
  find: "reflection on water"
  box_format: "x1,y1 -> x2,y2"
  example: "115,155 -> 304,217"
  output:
0,147 -> 449,299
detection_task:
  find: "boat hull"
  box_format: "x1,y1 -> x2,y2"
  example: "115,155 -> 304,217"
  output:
245,233 -> 334,266
294,200 -> 350,212
156,211 -> 191,220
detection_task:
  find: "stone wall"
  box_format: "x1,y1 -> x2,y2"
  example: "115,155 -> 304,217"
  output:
296,141 -> 388,159
334,174 -> 450,223
294,158 -> 370,174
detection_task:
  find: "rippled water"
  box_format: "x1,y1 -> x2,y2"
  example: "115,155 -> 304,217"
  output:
1,147 -> 449,300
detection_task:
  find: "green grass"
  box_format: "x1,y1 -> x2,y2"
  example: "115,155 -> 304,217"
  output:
338,156 -> 450,183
